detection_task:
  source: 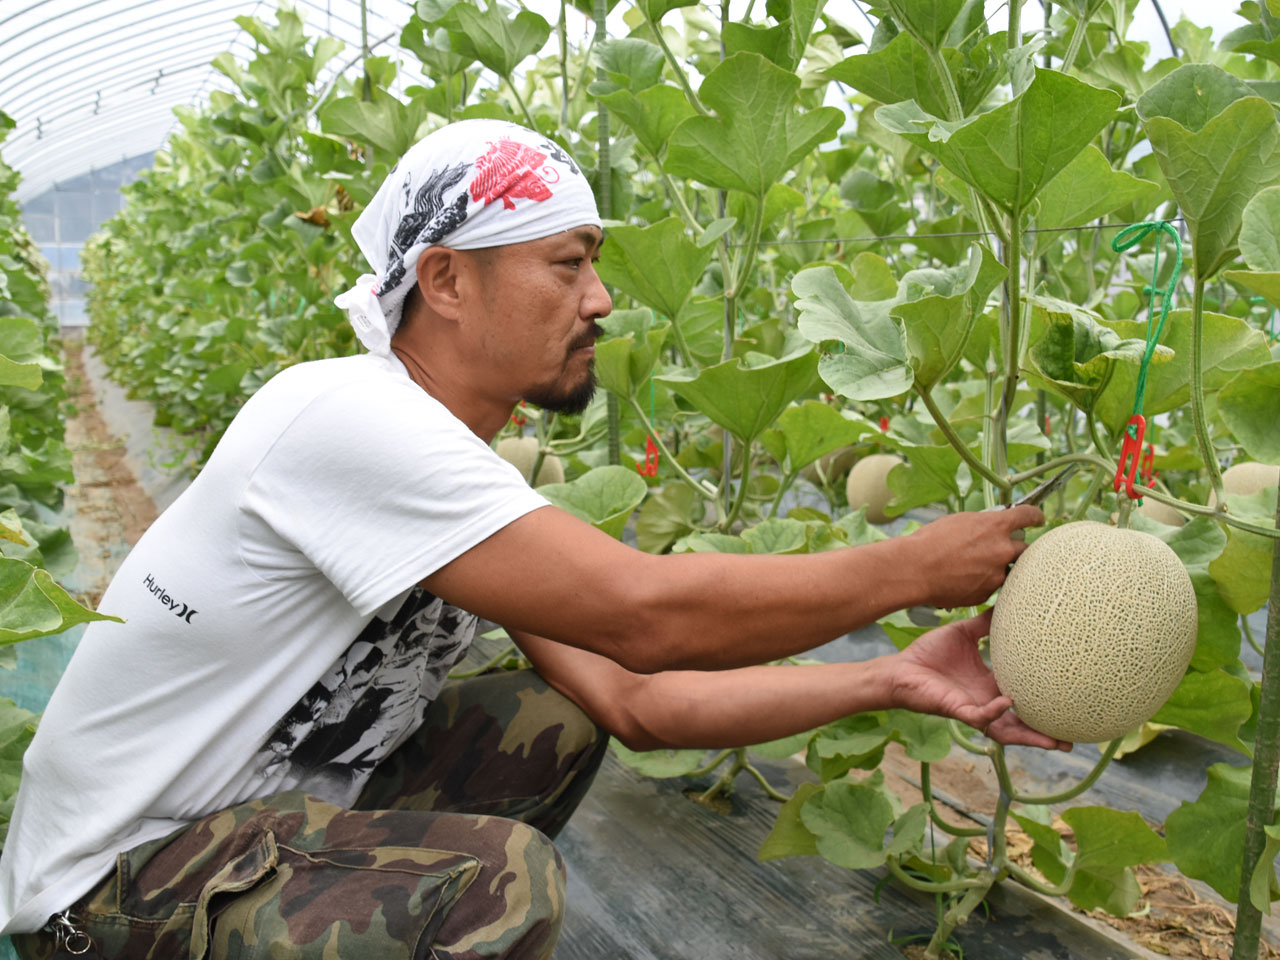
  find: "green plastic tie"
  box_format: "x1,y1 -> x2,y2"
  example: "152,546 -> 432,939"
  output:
1111,221 -> 1183,439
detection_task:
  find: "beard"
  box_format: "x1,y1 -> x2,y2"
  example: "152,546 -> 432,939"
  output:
525,363 -> 597,415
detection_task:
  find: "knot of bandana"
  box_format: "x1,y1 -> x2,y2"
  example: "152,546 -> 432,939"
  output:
334,119 -> 601,357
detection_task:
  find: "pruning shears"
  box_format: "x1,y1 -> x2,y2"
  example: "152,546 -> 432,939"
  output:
990,465 -> 1077,540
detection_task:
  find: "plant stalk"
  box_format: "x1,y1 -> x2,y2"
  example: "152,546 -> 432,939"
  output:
1231,494 -> 1280,960
628,396 -> 717,499
594,0 -> 620,467
924,875 -> 995,958
1191,279 -> 1226,506
917,386 -> 1011,492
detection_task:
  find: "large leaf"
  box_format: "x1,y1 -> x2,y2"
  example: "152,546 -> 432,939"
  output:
595,218 -> 714,320
594,310 -> 671,399
1061,806 -> 1169,915
877,69 -> 1120,214
758,782 -> 821,860
800,773 -> 922,869
1208,490 -> 1278,615
894,244 -> 1006,391
1166,763 -> 1274,902
883,0 -> 967,51
1150,667 -> 1253,754
1225,186 -> 1280,311
1026,296 -> 1172,412
0,558 -> 121,645
770,401 -> 875,472
444,3 -> 551,79
1094,311 -> 1272,434
609,740 -> 706,777
656,347 -> 819,443
1033,145 -> 1160,255
0,697 -> 37,846
317,91 -> 431,159
1136,65 -> 1280,280
825,32 -> 951,119
538,466 -> 648,539
1220,361 -> 1280,465
665,53 -> 843,197
792,267 -> 913,401
594,85 -> 696,159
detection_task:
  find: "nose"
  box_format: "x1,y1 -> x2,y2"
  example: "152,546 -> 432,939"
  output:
582,263 -> 612,321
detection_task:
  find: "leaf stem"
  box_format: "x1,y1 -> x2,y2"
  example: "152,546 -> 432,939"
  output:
949,719 -> 991,755
922,763 -> 988,837
1191,279 -> 1226,506
628,395 -> 717,500
742,759 -> 790,801
643,9 -> 710,116
1244,613 -> 1264,658
886,856 -> 990,894
722,443 -> 753,530
993,738 -> 1121,806
916,386 -> 1011,492
688,748 -> 733,778
924,875 -> 995,958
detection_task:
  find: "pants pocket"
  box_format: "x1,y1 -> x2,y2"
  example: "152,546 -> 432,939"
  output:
203,844 -> 479,960
189,831 -> 278,960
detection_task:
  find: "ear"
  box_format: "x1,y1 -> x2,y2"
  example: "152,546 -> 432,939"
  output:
414,246 -> 466,321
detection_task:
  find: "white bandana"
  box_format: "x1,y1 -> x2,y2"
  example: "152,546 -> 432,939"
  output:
334,119 -> 601,357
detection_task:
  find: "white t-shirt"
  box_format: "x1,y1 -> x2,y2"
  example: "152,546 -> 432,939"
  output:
0,352 -> 549,935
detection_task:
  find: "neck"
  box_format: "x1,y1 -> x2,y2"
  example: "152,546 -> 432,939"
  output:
390,342 -> 513,443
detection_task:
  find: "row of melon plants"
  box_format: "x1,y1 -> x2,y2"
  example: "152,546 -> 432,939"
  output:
78,1 -> 1280,956
0,110 -> 123,847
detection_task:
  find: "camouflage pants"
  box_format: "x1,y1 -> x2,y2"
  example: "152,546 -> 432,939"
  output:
14,669 -> 608,960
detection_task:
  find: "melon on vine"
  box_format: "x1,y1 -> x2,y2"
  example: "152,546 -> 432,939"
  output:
496,436 -> 564,487
989,521 -> 1197,743
1208,461 -> 1280,509
845,453 -> 903,524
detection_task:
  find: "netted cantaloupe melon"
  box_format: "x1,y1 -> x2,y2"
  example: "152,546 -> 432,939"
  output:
845,453 -> 903,524
989,521 -> 1197,743
495,436 -> 564,487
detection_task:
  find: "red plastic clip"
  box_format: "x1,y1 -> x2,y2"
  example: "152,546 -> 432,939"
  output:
879,416 -> 890,433
1044,413 -> 1051,437
637,436 -> 659,477
1140,443 -> 1155,485
510,401 -> 527,427
1113,414 -> 1147,499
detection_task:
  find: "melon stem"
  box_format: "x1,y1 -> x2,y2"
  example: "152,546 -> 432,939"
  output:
991,739 -> 1122,806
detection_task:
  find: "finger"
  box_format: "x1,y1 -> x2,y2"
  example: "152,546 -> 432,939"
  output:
987,712 -> 1073,751
948,608 -> 994,641
1003,504 -> 1045,531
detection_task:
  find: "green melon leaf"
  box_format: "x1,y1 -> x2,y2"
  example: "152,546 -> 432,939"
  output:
609,739 -> 707,778
656,347 -> 819,444
1220,362 -> 1280,466
1166,762 -> 1271,902
594,310 -> 671,400
537,466 -> 648,540
594,85 -> 697,160
800,773 -> 901,869
792,267 -> 913,401
758,781 -> 821,861
595,218 -> 715,320
0,560 -> 122,646
1136,65 -> 1280,280
771,401 -> 875,472
740,518 -> 810,554
1033,145 -> 1160,255
665,53 -> 843,198
1150,667 -> 1253,754
877,69 -> 1120,215
444,3 -> 550,79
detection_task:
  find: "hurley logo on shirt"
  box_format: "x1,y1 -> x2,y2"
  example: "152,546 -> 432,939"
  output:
143,573 -> 198,623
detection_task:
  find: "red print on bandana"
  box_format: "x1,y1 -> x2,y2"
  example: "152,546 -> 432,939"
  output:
470,139 -> 558,211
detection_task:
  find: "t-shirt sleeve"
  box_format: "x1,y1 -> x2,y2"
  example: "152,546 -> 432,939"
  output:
241,378 -> 549,616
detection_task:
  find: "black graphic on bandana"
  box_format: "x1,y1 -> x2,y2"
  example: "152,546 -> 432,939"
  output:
254,588 -> 478,803
539,139 -> 578,177
380,162 -> 471,301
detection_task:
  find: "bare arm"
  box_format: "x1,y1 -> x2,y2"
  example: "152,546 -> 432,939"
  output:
423,503 -> 1042,674
510,613 -> 1070,753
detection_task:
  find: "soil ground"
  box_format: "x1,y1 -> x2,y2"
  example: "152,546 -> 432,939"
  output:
48,334 -> 1280,960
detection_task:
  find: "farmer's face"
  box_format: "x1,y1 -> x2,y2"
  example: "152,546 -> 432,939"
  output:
466,226 -> 611,415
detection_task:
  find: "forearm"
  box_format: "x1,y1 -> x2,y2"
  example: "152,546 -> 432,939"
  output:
619,658 -> 900,751
616,536 -> 930,672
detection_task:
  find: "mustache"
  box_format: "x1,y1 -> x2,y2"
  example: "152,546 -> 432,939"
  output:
571,322 -> 605,351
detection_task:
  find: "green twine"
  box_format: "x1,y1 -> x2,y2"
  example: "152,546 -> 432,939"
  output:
1111,221 -> 1183,437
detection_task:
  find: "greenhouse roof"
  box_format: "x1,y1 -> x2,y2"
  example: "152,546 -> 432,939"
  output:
0,0 -> 442,204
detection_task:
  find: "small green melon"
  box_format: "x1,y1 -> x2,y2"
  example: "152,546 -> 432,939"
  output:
496,436 -> 564,487
845,453 -> 903,524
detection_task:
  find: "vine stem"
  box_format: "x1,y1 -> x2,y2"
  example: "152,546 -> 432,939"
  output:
1192,279 -> 1226,506
643,8 -> 709,116
949,719 -> 992,756
1244,614 -> 1264,658
991,738 -> 1121,806
916,386 -> 1011,492
925,875 -> 996,958
921,762 -> 988,837
886,857 -> 990,894
994,208 -> 1023,505
1231,493 -> 1280,960
722,445 -> 752,531
688,748 -> 732,779
1059,9 -> 1089,72
627,396 -> 717,500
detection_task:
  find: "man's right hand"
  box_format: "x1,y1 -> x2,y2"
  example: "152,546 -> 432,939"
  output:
903,505 -> 1045,610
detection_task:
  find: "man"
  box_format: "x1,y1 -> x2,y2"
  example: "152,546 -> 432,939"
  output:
0,120 -> 1059,960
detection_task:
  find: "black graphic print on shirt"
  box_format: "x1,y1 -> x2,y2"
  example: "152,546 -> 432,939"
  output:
254,588 -> 477,804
